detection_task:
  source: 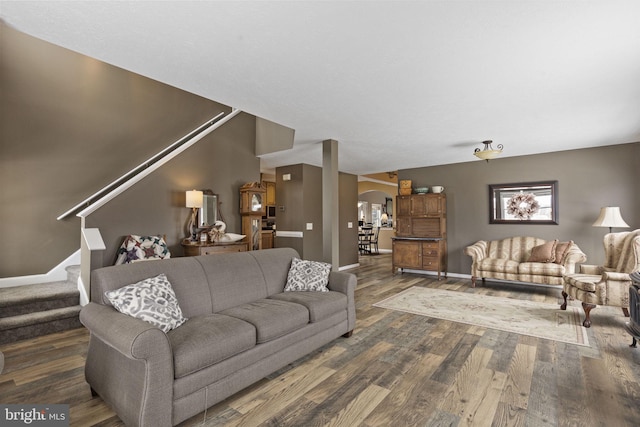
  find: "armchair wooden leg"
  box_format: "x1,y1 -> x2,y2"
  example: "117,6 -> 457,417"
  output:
560,291 -> 568,310
622,307 -> 630,317
471,276 -> 476,287
582,302 -> 596,328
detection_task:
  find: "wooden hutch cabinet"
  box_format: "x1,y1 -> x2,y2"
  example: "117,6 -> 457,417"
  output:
392,193 -> 447,279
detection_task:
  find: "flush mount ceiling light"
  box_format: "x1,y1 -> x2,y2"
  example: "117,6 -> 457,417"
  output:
474,140 -> 503,162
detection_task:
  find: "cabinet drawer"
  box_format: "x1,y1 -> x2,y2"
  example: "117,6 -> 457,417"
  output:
423,249 -> 439,257
422,241 -> 440,250
203,245 -> 245,255
422,256 -> 440,270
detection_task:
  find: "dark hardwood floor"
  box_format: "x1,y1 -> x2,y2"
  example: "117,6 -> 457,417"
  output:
1,254 -> 639,426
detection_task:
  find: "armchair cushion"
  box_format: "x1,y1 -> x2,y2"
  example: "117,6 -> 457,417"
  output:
564,273 -> 599,292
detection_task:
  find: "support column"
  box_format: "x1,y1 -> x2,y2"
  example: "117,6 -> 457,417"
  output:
322,139 -> 339,270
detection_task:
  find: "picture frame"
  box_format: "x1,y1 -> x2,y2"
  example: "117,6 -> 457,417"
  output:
489,181 -> 558,224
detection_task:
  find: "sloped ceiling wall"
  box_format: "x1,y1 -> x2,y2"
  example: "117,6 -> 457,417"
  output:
0,22 -> 259,276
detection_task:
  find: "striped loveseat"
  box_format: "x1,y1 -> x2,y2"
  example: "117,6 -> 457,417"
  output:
465,236 -> 586,287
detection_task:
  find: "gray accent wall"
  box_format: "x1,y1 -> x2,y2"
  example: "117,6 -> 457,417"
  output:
399,142 -> 640,275
275,164 -> 358,267
1,22 -> 259,276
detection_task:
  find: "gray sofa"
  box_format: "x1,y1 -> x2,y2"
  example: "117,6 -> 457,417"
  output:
80,248 -> 356,427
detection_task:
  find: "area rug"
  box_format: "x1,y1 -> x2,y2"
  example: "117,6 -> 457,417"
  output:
373,286 -> 589,346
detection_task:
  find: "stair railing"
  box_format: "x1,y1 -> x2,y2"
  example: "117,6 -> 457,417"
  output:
57,108 -> 241,220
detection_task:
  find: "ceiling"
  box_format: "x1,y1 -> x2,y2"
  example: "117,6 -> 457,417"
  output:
2,1 -> 640,176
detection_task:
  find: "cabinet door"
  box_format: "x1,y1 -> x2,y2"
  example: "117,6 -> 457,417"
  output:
395,217 -> 412,236
412,218 -> 442,238
396,196 -> 411,216
425,195 -> 444,216
410,195 -> 427,216
392,240 -> 422,269
265,182 -> 276,206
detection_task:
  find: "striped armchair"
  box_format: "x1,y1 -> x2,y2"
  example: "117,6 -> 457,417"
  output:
562,229 -> 640,327
465,236 -> 586,287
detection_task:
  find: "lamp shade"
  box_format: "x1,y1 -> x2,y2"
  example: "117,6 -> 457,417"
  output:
185,190 -> 203,208
473,140 -> 503,161
592,207 -> 629,229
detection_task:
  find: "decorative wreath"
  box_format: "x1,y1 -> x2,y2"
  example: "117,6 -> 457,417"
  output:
506,192 -> 540,220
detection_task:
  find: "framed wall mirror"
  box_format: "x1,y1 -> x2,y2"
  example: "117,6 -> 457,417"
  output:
198,190 -> 220,227
489,181 -> 558,224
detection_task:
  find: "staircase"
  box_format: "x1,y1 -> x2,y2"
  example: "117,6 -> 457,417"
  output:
0,266 -> 82,345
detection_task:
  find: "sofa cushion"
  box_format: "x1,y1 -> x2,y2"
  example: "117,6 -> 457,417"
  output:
195,252 -> 269,312
168,314 -> 256,378
220,299 -> 309,343
248,248 -> 301,296
478,258 -> 519,274
284,258 -> 331,292
527,240 -> 558,263
518,262 -> 564,276
104,273 -> 187,333
269,291 -> 347,323
554,241 -> 573,264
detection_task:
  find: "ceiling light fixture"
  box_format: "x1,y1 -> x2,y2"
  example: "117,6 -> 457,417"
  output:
474,140 -> 503,162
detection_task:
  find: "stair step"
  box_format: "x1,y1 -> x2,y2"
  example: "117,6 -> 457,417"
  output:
0,279 -> 83,345
65,264 -> 80,285
0,281 -> 79,318
0,306 -> 83,345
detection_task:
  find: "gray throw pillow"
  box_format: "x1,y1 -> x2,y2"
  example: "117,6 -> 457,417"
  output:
104,273 -> 187,332
284,257 -> 331,292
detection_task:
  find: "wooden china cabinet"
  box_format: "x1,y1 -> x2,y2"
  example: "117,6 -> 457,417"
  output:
392,193 -> 447,279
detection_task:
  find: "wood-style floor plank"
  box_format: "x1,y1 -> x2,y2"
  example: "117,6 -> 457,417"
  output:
1,254 -> 639,426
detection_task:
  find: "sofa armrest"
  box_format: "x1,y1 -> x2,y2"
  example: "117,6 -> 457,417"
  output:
602,271 -> 633,283
328,271 -> 357,332
464,241 -> 488,262
80,303 -> 172,360
562,244 -> 587,274
79,303 -> 174,427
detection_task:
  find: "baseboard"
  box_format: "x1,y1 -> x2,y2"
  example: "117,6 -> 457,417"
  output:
398,269 -> 469,279
0,249 -> 81,288
339,263 -> 360,271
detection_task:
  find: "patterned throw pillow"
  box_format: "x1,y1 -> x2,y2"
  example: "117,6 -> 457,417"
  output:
527,240 -> 558,263
114,235 -> 171,265
284,258 -> 332,292
104,274 -> 187,332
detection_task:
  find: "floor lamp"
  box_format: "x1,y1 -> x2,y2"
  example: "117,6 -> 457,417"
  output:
592,206 -> 629,233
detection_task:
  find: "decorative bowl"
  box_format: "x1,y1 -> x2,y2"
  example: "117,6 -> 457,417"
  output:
414,187 -> 429,194
216,233 -> 246,242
